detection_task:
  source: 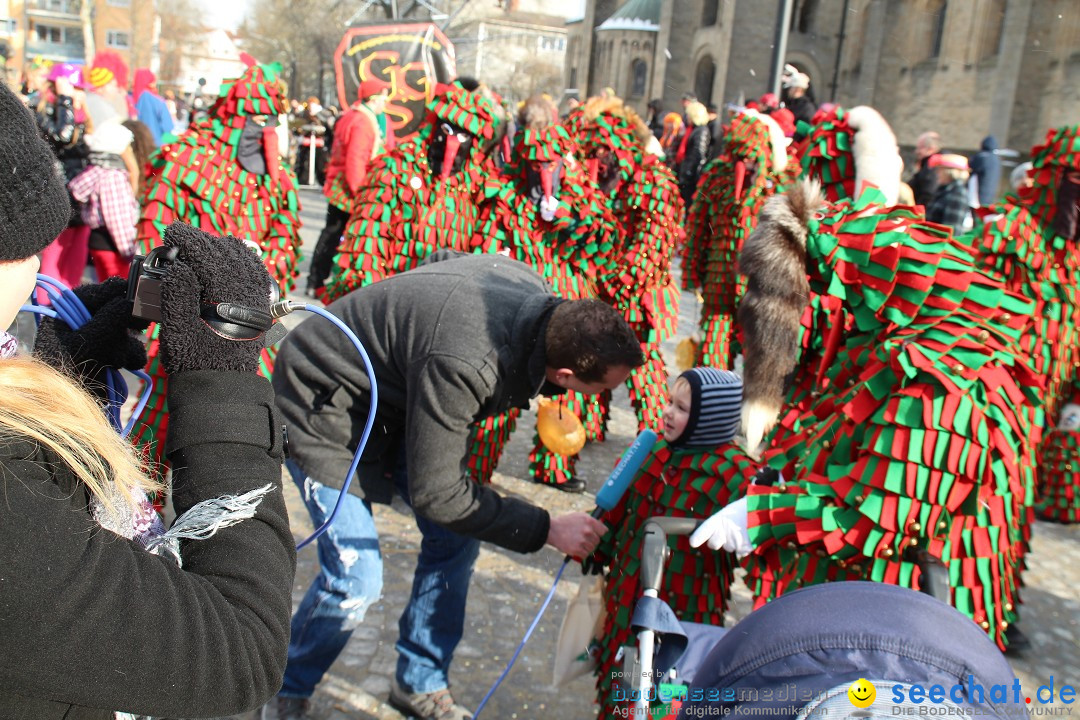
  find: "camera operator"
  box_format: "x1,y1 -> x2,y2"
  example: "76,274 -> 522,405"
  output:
0,82 -> 295,718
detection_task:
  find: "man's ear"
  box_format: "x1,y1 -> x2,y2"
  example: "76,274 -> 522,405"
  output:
550,367 -> 575,387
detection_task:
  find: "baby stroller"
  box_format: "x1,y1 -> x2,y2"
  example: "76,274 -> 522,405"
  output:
622,517 -> 1030,720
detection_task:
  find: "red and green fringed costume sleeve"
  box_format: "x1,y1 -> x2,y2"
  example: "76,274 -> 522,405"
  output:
324,131 -> 485,302
594,442 -> 759,720
740,189 -> 1043,651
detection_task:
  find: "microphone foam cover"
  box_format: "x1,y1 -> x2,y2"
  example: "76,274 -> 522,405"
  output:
594,429 -> 659,512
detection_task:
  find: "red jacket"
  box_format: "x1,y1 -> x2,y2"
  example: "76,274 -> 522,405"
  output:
322,103 -> 395,198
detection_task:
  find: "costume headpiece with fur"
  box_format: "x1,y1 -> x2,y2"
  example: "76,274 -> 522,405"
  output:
798,105 -> 902,205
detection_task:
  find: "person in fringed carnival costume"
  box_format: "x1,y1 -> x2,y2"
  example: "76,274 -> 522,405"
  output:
568,97 -> 683,437
689,175 -> 1042,652
965,125 -> 1080,524
322,78 -> 505,301
466,94 -> 618,491
681,109 -> 790,369
590,368 -> 759,719
132,61 -> 302,470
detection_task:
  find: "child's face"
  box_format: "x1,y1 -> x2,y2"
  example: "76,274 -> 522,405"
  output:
662,380 -> 692,442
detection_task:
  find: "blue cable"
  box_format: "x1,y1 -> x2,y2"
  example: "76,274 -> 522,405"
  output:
290,303 -> 379,551
472,558 -> 571,719
22,274 -> 153,436
122,370 -> 154,439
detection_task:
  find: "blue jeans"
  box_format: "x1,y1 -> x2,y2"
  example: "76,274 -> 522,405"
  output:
279,458 -> 481,698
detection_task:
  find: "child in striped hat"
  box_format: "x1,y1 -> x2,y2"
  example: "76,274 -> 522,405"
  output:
589,367 -> 759,719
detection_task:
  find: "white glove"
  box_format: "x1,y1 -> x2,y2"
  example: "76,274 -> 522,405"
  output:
540,195 -> 559,222
689,497 -> 753,557
1059,403 -> 1080,431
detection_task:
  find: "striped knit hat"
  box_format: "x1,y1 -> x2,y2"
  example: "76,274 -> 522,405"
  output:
671,367 -> 743,448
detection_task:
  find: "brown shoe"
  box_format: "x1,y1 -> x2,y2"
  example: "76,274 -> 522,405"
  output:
389,678 -> 472,720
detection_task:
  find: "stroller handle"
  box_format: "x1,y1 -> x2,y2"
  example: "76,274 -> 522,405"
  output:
640,517 -> 702,594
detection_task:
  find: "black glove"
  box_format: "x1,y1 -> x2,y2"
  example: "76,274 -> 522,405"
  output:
158,222 -> 274,374
34,277 -> 151,386
581,554 -> 607,576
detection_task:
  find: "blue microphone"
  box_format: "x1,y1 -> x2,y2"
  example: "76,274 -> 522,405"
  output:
591,429 -> 659,518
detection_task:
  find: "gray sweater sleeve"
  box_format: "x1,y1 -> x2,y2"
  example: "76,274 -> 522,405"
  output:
404,354 -> 551,553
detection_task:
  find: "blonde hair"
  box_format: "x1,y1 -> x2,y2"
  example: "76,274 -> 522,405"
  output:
671,375 -> 691,397
0,356 -> 159,511
686,101 -> 709,127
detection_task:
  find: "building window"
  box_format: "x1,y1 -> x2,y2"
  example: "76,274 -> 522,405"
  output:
0,18 -> 17,35
39,0 -> 71,12
106,30 -> 131,49
792,0 -> 820,33
569,68 -> 577,89
928,0 -> 947,59
35,24 -> 65,44
630,58 -> 647,98
979,0 -> 1005,60
702,0 -> 719,26
538,35 -> 566,52
694,55 -> 716,106
107,0 -> 130,5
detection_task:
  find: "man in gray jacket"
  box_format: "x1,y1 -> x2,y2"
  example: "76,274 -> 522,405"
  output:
266,253 -> 644,720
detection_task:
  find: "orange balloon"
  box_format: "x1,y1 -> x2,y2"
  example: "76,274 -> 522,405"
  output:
675,336 -> 699,373
536,397 -> 586,456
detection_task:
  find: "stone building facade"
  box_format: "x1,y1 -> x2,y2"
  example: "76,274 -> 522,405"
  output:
444,0 -> 568,104
566,0 -> 1080,154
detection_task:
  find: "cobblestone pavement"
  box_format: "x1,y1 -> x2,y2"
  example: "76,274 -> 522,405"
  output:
230,188 -> 1080,719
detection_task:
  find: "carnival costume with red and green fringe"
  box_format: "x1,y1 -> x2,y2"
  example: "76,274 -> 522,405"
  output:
465,123 -> 618,486
571,104 -> 683,435
741,185 -> 1042,651
323,83 -> 502,301
965,125 -> 1080,523
797,105 -> 865,203
682,112 -> 787,369
591,442 -> 758,719
132,63 -> 301,468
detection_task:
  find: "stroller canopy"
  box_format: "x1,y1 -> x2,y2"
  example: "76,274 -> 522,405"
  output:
679,582 -> 1028,720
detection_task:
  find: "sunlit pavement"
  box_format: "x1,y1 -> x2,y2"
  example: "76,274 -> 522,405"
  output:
222,186 -> 1080,720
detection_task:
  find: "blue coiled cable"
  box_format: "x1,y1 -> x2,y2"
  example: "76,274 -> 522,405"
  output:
22,274 -> 153,437
277,302 -> 378,551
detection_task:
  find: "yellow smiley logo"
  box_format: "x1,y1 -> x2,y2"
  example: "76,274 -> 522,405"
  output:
848,678 -> 876,708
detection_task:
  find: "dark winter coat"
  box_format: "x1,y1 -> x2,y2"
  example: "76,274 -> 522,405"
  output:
679,125 -> 712,205
0,371 -> 294,719
784,94 -> 816,128
34,94 -> 89,182
969,135 -> 1002,205
926,178 -> 972,234
272,252 -> 563,554
910,153 -> 942,207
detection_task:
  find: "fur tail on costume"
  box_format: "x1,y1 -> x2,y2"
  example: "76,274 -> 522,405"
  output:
737,179 -> 822,455
846,106 -> 903,206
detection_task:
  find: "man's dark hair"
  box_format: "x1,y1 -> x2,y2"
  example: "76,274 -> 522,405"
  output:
545,300 -> 644,383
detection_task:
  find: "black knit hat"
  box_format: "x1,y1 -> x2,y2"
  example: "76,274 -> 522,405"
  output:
0,81 -> 72,261
671,367 -> 743,448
